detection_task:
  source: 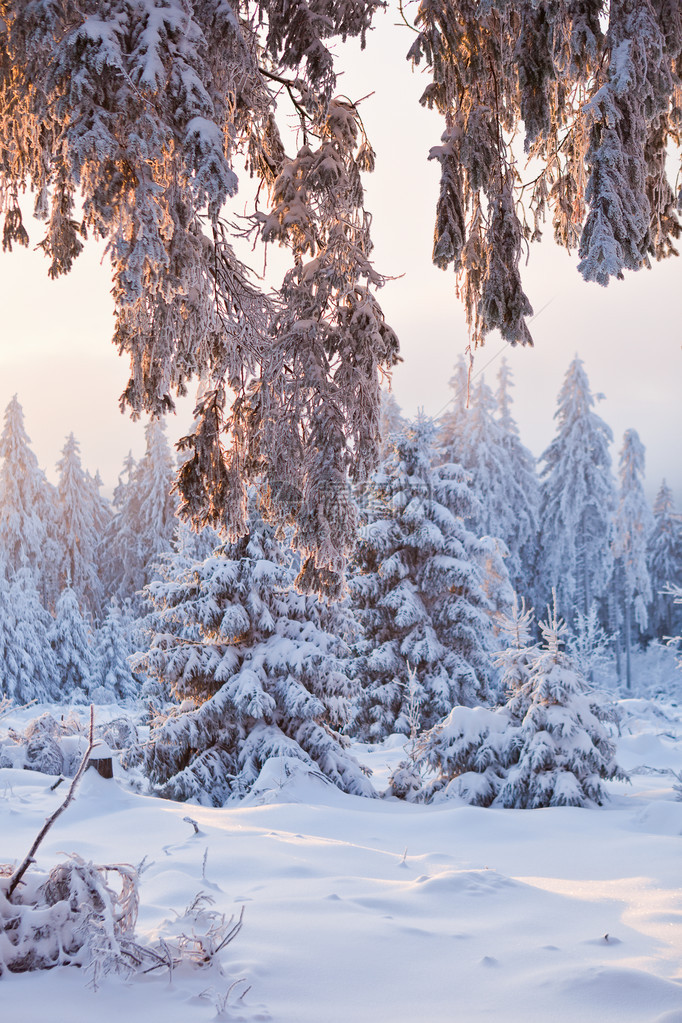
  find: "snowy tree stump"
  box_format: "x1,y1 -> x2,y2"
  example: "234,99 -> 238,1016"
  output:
87,741 -> 116,780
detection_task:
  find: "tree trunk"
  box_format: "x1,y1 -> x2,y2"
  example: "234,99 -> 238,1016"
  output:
581,518 -> 591,617
610,566 -> 622,687
624,598 -> 632,691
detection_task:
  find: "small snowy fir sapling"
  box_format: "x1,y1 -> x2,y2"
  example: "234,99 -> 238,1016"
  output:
494,594 -> 539,712
496,601 -> 625,808
132,495 -> 373,805
386,663 -> 427,801
566,604 -> 613,686
402,596 -> 624,807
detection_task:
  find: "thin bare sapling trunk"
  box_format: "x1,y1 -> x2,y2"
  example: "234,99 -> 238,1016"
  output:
7,706 -> 96,901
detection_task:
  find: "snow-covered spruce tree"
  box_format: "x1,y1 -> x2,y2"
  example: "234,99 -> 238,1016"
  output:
350,415 -> 497,743
648,480 -> 682,640
378,388 -> 407,460
133,496 -> 373,804
88,468 -> 113,546
495,359 -> 540,601
443,375 -> 537,601
102,422 -> 177,610
495,605 -> 624,808
444,378 -> 509,534
0,395 -> 59,605
0,2 -> 397,599
538,357 -> 615,617
101,450 -> 141,607
132,419 -> 177,569
92,600 -> 138,704
612,429 -> 653,689
437,356 -> 470,457
406,1 -> 682,349
0,569 -> 59,705
56,434 -> 106,619
103,420 -> 177,611
49,587 -> 95,703
477,535 -> 515,632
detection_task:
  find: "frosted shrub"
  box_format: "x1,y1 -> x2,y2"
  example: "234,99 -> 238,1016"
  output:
0,856 -> 139,979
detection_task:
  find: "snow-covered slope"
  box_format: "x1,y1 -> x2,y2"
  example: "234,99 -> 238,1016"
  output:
1,700 -> 681,1023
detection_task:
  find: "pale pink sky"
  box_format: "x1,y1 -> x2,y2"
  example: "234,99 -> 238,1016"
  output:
0,14 -> 680,502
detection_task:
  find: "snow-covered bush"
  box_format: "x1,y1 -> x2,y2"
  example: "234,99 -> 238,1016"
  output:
0,856 -> 138,978
397,704 -> 518,805
0,712 -> 142,778
0,857 -> 243,983
0,712 -> 86,775
1,714 -> 243,982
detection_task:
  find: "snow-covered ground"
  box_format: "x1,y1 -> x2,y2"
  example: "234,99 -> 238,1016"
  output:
1,698 -> 682,1023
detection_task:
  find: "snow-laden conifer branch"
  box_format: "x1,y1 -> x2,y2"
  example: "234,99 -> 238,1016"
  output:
0,0 -> 394,596
408,0 -> 682,347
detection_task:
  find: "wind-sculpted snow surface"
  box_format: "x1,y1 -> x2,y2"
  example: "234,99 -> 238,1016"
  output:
1,699 -> 682,1021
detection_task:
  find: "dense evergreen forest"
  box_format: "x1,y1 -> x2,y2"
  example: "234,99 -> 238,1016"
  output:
1,355 -> 680,808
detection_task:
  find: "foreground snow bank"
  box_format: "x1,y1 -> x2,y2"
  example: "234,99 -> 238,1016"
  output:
1,701 -> 681,1022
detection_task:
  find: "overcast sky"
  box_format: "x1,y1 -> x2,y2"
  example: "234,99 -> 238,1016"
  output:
0,11 -> 680,503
